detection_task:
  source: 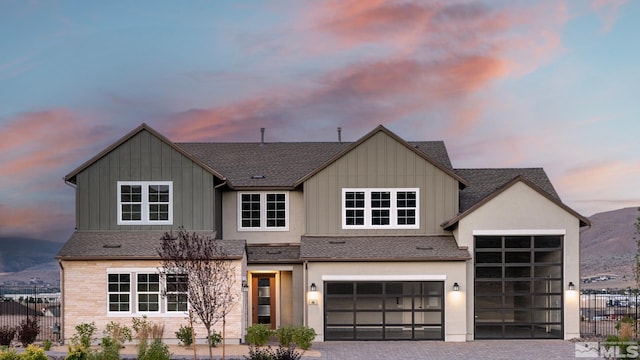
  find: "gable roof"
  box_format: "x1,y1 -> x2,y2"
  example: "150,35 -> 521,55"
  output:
440,174 -> 590,229
300,235 -> 471,261
56,231 -> 246,260
64,123 -> 226,184
294,125 -> 468,188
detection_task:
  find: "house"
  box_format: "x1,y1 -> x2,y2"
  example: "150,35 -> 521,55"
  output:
57,123 -> 589,344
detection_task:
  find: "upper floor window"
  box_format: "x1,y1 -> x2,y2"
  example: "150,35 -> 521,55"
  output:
117,181 -> 173,225
238,192 -> 289,231
342,188 -> 419,229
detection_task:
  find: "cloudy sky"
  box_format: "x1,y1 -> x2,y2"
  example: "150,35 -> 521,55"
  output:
1,0 -> 639,242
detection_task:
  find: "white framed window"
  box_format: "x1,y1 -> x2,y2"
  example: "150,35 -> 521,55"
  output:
117,181 -> 173,225
107,269 -> 188,316
238,192 -> 289,231
342,188 -> 419,229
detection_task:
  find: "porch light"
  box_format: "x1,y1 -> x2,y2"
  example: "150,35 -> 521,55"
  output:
568,282 -> 575,291
453,282 -> 460,292
307,283 -> 319,305
242,280 -> 249,292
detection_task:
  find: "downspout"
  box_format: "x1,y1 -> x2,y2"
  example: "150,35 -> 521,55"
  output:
58,260 -> 64,344
303,260 -> 308,327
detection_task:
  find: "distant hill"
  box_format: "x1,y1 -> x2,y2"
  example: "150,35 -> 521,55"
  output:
0,237 -> 62,284
580,207 -> 640,289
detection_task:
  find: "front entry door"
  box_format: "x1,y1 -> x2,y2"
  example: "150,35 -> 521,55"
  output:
252,274 -> 276,329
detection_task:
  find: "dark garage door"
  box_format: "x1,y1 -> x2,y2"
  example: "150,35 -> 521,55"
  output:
324,281 -> 444,340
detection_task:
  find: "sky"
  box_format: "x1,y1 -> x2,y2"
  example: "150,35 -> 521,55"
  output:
1,0 -> 639,243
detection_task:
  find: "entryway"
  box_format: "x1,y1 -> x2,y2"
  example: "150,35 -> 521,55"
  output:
252,274 -> 276,329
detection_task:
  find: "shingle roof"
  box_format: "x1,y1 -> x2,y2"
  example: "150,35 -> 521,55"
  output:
300,236 -> 471,261
455,168 -> 560,213
177,140 -> 453,188
56,231 -> 246,260
246,244 -> 301,263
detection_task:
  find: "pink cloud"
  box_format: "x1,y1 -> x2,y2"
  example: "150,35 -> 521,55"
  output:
0,202 -> 72,241
592,0 -> 628,32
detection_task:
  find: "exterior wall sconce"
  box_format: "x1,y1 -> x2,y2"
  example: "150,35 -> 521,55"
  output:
307,283 -> 319,305
453,282 -> 460,291
568,282 -> 575,291
242,280 -> 249,292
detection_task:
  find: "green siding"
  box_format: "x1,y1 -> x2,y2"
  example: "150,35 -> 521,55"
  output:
75,130 -> 215,231
304,131 -> 458,236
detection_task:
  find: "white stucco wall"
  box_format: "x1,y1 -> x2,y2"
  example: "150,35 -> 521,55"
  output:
305,261 -> 468,342
455,181 -> 583,340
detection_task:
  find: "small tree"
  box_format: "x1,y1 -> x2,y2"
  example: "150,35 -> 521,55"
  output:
158,229 -> 238,360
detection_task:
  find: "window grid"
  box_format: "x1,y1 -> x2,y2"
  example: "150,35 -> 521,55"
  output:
108,274 -> 130,312
342,189 -> 419,229
166,274 -> 189,312
137,274 -> 160,312
117,181 -> 172,225
238,192 -> 289,231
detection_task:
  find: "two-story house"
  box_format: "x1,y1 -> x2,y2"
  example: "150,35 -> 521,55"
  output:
57,123 -> 589,344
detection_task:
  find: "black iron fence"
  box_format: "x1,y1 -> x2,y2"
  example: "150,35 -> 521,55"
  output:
581,290 -> 640,338
0,286 -> 61,343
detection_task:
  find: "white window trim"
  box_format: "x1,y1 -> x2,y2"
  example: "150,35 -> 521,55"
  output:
342,188 -> 420,229
237,191 -> 290,231
117,181 -> 173,225
473,229 -> 567,235
106,269 -> 188,317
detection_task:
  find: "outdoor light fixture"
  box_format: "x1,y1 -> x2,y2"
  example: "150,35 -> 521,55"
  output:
453,282 -> 460,291
242,280 -> 249,292
307,283 -> 319,305
568,282 -> 575,291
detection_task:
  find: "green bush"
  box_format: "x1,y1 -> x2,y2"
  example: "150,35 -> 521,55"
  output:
244,344 -> 302,360
175,325 -> 193,346
0,348 -> 20,360
138,338 -> 171,360
42,339 -> 52,351
103,321 -> 131,347
0,326 -> 16,347
73,322 -> 96,348
20,345 -> 47,360
291,326 -> 316,350
275,327 -> 295,347
208,331 -> 222,348
246,324 -> 272,346
17,318 -> 39,347
65,344 -> 88,360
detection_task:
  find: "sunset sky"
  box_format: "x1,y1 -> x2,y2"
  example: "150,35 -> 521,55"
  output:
1,0 -> 639,243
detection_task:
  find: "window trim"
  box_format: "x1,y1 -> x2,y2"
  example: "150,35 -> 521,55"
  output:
237,191 -> 290,231
117,181 -> 173,225
342,188 -> 420,229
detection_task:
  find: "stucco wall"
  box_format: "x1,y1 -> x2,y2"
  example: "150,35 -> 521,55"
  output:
306,261 -> 468,342
455,181 -> 583,340
60,259 -> 246,344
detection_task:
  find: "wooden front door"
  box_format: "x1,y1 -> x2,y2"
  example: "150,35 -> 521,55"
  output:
252,274 -> 276,329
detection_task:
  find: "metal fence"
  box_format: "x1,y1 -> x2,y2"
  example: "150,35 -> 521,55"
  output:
581,291 -> 640,338
0,286 -> 61,343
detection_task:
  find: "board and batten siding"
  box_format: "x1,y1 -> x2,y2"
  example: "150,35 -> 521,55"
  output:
304,131 -> 459,235
75,129 -> 215,231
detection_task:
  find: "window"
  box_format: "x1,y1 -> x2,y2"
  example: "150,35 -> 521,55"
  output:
342,188 -> 419,229
107,270 -> 188,315
117,181 -> 173,225
238,192 -> 289,231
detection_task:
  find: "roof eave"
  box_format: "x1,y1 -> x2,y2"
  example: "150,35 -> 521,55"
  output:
299,257 -> 471,262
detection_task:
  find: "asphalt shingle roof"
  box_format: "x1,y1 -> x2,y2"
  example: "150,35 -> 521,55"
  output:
300,236 -> 471,261
56,231 -> 246,260
246,244 -> 301,263
455,168 -> 560,213
177,141 -> 452,188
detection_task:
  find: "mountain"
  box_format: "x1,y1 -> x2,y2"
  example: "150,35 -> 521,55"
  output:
580,207 -> 640,289
0,237 -> 63,284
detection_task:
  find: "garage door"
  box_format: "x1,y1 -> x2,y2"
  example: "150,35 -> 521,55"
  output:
324,281 -> 444,340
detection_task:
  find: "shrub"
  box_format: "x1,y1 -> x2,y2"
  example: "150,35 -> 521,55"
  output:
275,327 -> 295,347
138,338 -> 171,360
103,321 -> 131,347
21,344 -> 47,360
0,326 -> 16,347
65,343 -> 88,360
17,318 -> 39,347
0,348 -> 20,360
246,324 -> 272,346
73,322 -> 96,348
245,345 -> 274,360
208,331 -> 222,348
244,344 -> 302,360
42,339 -> 52,351
174,325 -> 193,346
291,326 -> 316,350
